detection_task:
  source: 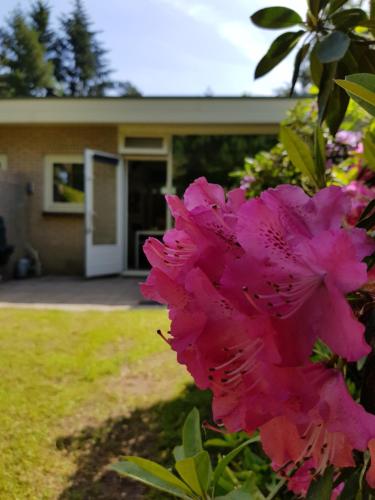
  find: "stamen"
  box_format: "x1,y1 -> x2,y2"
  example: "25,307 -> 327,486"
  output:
156,329 -> 170,344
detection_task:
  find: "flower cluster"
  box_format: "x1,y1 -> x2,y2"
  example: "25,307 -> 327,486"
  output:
141,177 -> 375,495
326,130 -> 363,169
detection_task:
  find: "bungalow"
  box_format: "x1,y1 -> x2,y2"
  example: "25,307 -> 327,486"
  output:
0,97 -> 298,277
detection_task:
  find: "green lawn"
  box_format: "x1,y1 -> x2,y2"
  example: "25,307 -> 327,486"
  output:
0,308 -> 210,499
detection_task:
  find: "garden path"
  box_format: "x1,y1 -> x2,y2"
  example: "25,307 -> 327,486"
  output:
0,275 -> 153,310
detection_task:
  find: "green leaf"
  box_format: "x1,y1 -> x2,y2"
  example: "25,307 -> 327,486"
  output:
331,8 -> 367,29
309,0 -> 330,17
313,125 -> 326,187
358,199 -> 375,223
325,83 -> 349,135
280,125 -> 319,187
318,61 -> 338,123
316,31 -> 350,63
290,43 -> 310,96
357,199 -> 375,230
364,132 -> 375,171
175,450 -> 212,496
205,438 -> 236,448
255,31 -> 305,78
370,0 -> 375,35
213,437 -> 260,492
310,45 -> 323,86
306,466 -> 334,500
328,0 -> 350,14
216,478 -> 265,500
182,407 -> 203,458
335,73 -> 375,116
173,445 -> 185,462
110,457 -> 193,499
340,469 -> 361,500
250,7 -> 302,29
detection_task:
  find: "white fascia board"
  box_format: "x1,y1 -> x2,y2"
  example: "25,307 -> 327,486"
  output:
0,98 -> 304,125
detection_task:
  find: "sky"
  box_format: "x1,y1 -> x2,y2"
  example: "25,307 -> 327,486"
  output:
0,0 -> 306,96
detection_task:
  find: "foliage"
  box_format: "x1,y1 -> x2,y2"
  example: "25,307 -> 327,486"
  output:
113,407 -> 282,499
251,1 -> 375,133
0,9 -> 54,97
173,135 -> 277,196
230,99 -> 374,197
54,0 -> 112,96
0,0 -> 140,97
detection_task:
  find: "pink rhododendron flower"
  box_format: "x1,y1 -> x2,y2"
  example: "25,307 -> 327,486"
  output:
366,439 -> 375,488
141,178 -> 375,496
343,180 -> 375,226
143,177 -> 245,285
222,184 -> 373,363
261,368 -> 375,486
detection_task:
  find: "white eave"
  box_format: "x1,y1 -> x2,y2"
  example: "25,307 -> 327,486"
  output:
0,97 -> 303,126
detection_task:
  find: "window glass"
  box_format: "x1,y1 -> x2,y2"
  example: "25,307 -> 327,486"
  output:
53,163 -> 84,203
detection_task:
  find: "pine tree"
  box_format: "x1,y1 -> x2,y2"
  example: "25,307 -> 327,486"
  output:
55,0 -> 112,96
0,9 -> 54,96
30,1 -> 55,57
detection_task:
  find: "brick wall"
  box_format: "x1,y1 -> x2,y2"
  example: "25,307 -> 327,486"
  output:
0,125 -> 117,274
0,171 -> 28,277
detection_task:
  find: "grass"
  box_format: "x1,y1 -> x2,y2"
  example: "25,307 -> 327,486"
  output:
0,308 -> 211,500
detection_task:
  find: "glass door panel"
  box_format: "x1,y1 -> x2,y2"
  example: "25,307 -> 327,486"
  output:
127,160 -> 167,270
92,156 -> 117,245
84,150 -> 124,278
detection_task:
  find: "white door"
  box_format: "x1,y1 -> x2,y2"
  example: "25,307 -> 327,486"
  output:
84,149 -> 124,278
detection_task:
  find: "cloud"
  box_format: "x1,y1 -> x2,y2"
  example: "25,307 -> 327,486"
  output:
157,0 -> 300,64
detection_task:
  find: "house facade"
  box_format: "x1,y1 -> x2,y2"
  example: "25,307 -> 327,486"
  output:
0,97 -> 299,277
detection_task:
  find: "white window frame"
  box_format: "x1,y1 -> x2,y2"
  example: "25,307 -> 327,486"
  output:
118,133 -> 169,155
44,154 -> 84,213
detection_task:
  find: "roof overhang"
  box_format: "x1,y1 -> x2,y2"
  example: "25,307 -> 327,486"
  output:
0,97 -> 303,133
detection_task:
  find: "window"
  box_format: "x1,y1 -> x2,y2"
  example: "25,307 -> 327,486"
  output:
44,155 -> 84,213
119,134 -> 169,155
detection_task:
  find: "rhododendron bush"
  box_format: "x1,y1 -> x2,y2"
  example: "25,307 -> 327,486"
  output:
111,2 -> 375,498
134,177 -> 374,497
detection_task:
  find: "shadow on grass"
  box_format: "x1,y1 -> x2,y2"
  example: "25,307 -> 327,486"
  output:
57,385 -> 212,500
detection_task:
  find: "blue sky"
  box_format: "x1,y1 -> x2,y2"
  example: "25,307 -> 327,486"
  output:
0,0 -> 306,96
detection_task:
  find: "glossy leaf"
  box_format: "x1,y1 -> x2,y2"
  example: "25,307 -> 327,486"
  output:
173,445 -> 185,462
331,8 -> 367,29
251,7 -> 302,29
306,466 -> 334,500
313,125 -> 327,187
364,133 -> 375,171
335,73 -> 375,116
111,457 -> 193,499
309,0 -> 330,17
370,0 -> 375,35
216,477 -> 266,500
325,83 -> 349,135
290,43 -> 310,96
175,450 -> 212,496
349,44 -> 375,74
310,45 -> 323,86
280,125 -> 319,187
328,0 -> 350,14
255,31 -> 304,78
340,469 -> 361,500
318,62 -> 337,123
182,407 -> 203,458
316,31 -> 350,63
213,437 -> 260,491
357,199 -> 375,230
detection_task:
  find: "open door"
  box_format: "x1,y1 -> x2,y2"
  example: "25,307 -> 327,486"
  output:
84,149 -> 124,278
